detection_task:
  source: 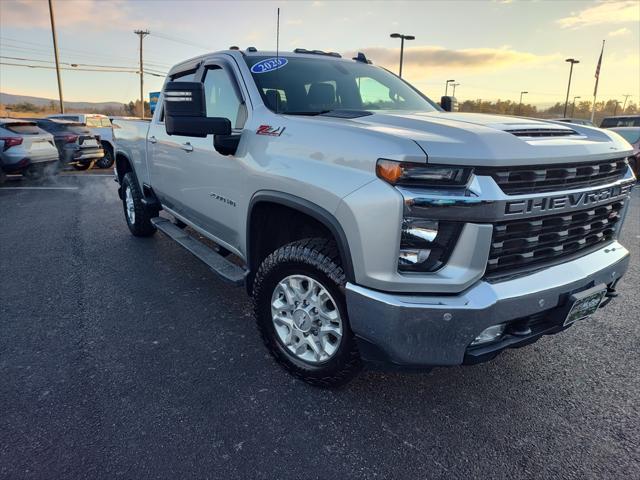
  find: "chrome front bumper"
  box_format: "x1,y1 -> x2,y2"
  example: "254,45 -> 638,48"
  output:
346,241 -> 630,367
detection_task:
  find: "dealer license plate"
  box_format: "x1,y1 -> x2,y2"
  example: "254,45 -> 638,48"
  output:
563,287 -> 606,326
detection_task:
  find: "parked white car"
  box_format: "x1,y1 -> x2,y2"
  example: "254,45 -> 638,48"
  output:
47,113 -> 114,169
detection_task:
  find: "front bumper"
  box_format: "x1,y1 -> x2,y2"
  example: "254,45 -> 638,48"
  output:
346,241 -> 629,368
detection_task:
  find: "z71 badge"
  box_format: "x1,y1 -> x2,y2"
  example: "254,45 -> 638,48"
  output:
256,125 -> 285,137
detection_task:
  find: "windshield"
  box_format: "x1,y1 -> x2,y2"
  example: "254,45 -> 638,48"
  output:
612,128 -> 640,144
244,55 -> 439,115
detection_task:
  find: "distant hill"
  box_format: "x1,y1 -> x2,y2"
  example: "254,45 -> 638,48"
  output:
0,92 -> 124,111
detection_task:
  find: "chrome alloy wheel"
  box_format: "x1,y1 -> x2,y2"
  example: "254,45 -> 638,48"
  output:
125,185 -> 135,224
271,274 -> 343,364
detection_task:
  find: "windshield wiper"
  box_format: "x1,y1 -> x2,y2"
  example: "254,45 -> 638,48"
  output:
282,109 -> 372,118
281,110 -> 331,116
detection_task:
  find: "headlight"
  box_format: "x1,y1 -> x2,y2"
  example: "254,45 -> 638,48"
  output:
376,159 -> 472,187
398,218 -> 462,272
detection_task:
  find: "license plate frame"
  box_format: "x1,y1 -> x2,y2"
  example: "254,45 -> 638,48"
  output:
563,284 -> 607,326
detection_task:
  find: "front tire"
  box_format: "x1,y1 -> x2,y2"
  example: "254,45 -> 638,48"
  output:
122,172 -> 156,237
253,238 -> 361,387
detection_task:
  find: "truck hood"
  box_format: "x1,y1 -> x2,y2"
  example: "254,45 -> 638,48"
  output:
352,111 -> 633,167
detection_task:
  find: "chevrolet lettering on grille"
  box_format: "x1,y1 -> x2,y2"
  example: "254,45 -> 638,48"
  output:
504,183 -> 633,216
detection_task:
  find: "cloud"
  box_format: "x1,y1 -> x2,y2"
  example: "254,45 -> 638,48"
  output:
557,1 -> 639,29
609,27 -> 631,36
345,46 -> 559,71
0,0 -> 153,30
285,19 -> 303,25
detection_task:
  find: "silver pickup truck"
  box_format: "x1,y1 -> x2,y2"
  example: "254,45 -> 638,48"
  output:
113,48 -> 635,386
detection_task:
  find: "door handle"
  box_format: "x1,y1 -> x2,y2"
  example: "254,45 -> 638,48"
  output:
148,135 -> 157,144
180,142 -> 193,153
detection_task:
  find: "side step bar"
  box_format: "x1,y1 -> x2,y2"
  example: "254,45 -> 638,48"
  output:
151,217 -> 246,286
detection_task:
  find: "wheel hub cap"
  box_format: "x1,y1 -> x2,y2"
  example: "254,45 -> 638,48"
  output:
271,274 -> 343,364
292,309 -> 312,332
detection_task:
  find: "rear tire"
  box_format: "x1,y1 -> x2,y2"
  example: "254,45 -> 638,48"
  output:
122,172 -> 156,237
253,238 -> 361,387
96,147 -> 114,169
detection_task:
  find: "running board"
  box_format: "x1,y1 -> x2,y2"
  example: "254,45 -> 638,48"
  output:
151,217 -> 246,286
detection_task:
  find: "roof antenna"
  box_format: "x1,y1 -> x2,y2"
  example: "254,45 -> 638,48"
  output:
275,7 -> 281,114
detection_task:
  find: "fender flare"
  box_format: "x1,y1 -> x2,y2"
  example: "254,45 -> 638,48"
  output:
247,191 -> 355,283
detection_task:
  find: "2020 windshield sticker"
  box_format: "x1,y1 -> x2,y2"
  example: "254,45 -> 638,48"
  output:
250,57 -> 288,74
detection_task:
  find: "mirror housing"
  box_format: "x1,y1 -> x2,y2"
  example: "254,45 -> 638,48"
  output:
440,96 -> 458,112
164,81 -> 231,137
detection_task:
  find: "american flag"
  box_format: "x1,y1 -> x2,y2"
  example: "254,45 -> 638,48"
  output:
594,40 -> 605,97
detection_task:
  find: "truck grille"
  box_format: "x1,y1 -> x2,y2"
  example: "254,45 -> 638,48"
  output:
477,159 -> 628,195
487,200 -> 625,276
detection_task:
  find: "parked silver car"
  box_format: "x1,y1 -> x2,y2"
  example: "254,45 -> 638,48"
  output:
0,118 -> 59,181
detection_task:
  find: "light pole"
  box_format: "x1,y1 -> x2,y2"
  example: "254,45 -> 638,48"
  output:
518,91 -> 528,114
451,83 -> 460,96
445,79 -> 455,96
390,33 -> 415,78
571,95 -> 580,117
563,58 -> 579,117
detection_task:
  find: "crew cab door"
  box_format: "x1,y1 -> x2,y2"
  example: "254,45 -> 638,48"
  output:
147,66 -> 200,214
178,60 -> 249,251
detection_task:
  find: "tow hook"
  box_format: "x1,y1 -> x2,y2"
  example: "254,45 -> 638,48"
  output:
599,284 -> 618,308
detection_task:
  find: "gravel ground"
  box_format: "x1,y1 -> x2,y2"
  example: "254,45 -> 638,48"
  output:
1,174 -> 638,479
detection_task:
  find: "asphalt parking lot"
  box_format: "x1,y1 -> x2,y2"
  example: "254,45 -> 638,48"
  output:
1,173 -> 639,479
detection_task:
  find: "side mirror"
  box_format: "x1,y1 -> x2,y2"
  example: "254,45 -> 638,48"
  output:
164,81 -> 231,137
440,96 -> 458,112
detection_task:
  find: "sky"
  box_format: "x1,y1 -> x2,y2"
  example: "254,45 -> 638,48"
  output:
0,0 -> 638,107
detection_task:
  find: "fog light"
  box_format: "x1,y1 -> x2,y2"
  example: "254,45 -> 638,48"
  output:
398,248 -> 431,266
398,219 -> 462,272
470,324 -> 506,346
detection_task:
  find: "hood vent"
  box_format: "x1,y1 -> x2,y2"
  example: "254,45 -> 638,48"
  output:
505,128 -> 578,138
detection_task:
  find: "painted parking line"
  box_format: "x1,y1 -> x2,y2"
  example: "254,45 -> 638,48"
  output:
59,174 -> 114,177
0,186 -> 79,190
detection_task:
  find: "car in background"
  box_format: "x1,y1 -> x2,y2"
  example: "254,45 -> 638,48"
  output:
30,118 -> 104,171
0,118 -> 59,182
47,113 -> 115,169
609,127 -> 640,178
600,115 -> 640,128
555,118 -> 595,126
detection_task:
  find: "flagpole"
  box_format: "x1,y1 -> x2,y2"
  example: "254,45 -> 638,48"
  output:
590,40 -> 605,124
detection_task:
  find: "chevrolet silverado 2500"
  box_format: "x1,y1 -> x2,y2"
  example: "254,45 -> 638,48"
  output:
112,49 -> 636,386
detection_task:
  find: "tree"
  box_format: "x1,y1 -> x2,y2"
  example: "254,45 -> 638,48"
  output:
124,100 -> 151,117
